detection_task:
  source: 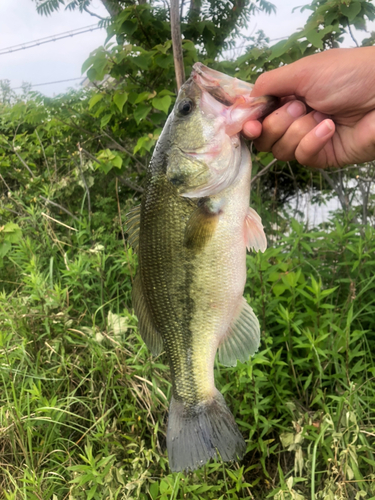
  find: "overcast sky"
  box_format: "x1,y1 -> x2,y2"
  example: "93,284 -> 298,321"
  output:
0,0 -> 373,97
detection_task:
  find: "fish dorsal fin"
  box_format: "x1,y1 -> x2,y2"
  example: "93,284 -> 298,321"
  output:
126,205 -> 141,253
245,207 -> 267,253
217,297 -> 260,367
132,273 -> 163,356
183,200 -> 221,251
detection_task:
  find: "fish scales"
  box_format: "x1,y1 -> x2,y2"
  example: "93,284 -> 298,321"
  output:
129,63 -> 276,472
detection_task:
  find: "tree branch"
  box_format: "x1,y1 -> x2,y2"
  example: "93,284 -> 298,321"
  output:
117,176 -> 144,193
170,0 -> 185,91
83,5 -> 108,20
347,23 -> 359,47
251,158 -> 277,184
80,147 -> 101,165
9,134 -> 36,178
40,196 -> 79,221
101,130 -> 147,172
35,129 -> 50,176
320,170 -> 348,211
100,0 -> 121,17
77,143 -> 92,221
0,173 -> 11,193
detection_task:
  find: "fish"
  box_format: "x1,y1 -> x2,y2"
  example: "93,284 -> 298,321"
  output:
126,63 -> 276,472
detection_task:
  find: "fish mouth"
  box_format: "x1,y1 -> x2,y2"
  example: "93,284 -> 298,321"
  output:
192,62 -> 277,119
192,62 -> 254,105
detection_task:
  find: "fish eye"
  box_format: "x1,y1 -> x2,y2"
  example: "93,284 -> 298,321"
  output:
178,99 -> 194,116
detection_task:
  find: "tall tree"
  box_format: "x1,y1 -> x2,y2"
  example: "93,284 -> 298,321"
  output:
32,0 -> 276,59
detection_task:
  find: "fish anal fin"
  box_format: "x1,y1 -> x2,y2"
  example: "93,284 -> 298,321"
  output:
132,273 -> 163,356
245,206 -> 267,253
184,199 -> 222,251
218,297 -> 260,367
126,205 -> 141,253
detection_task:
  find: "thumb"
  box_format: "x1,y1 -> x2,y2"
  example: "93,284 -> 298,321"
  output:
251,63 -> 306,99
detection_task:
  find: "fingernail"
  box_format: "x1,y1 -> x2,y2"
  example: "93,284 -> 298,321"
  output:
315,119 -> 334,138
313,111 -> 328,123
287,101 -> 305,118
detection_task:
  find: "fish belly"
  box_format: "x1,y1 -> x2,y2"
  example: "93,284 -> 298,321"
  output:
187,147 -> 251,401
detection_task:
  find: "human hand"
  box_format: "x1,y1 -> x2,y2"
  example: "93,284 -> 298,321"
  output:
243,47 -> 375,168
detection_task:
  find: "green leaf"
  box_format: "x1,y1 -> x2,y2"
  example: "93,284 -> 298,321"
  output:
149,482 -> 159,500
134,135 -> 155,154
1,222 -> 22,243
98,162 -> 113,175
154,53 -> 174,69
87,485 -> 98,500
97,149 -> 115,161
283,272 -> 298,288
158,89 -> 175,97
320,286 -> 338,298
133,54 -> 152,70
273,284 -> 287,296
133,104 -> 151,125
134,91 -> 151,104
81,55 -> 95,74
153,40 -> 172,54
267,272 -> 281,282
325,11 -> 338,26
182,39 -> 197,53
301,241 -> 313,253
121,19 -> 138,36
159,479 -> 170,494
112,155 -> 123,169
259,152 -> 274,166
270,39 -> 288,60
341,2 -> 361,22
113,91 -> 128,113
361,456 -> 375,467
100,113 -> 113,128
305,29 -> 324,49
0,241 -> 11,258
152,96 -> 171,115
89,93 -> 104,110
299,39 -> 310,55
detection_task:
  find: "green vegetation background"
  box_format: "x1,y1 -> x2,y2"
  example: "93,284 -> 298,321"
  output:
1,0 -> 375,498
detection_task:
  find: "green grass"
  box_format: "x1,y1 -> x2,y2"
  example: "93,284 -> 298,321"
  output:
1,189 -> 375,499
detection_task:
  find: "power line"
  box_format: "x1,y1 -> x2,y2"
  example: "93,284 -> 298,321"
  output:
11,77 -> 84,90
0,24 -> 98,51
0,25 -> 103,56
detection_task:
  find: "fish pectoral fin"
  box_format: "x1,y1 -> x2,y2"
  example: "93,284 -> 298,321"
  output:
244,206 -> 267,253
125,205 -> 141,253
218,297 -> 260,367
183,201 -> 220,251
133,273 -> 164,356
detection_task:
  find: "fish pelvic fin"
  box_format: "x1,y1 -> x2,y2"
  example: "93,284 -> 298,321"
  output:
245,207 -> 267,253
167,390 -> 246,472
133,273 -> 164,356
126,205 -> 141,253
218,297 -> 260,367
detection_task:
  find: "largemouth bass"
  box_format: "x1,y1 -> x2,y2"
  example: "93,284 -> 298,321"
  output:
127,63 -> 276,472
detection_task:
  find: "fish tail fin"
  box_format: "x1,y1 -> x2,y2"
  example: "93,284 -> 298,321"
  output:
166,390 -> 246,472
